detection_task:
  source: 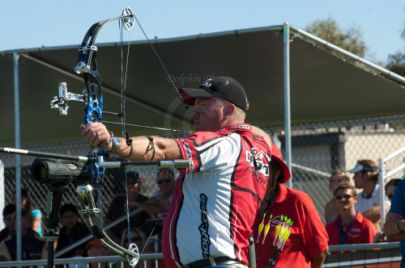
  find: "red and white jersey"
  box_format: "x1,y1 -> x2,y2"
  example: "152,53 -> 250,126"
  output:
162,124 -> 271,267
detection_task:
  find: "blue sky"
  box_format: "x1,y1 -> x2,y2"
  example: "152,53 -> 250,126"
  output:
1,0 -> 404,64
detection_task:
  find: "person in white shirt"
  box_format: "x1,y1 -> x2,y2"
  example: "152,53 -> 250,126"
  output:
349,159 -> 390,231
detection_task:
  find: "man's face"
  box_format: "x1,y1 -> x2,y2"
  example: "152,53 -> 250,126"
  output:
61,211 -> 78,229
3,212 -> 15,230
191,98 -> 226,131
335,188 -> 357,213
353,172 -> 365,189
329,174 -> 348,193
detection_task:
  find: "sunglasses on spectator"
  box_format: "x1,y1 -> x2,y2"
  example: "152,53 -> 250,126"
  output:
157,179 -> 172,185
335,194 -> 353,200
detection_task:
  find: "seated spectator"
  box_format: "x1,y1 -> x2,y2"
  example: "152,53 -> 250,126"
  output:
31,209 -> 45,238
144,168 -> 175,218
0,204 -> 16,242
125,171 -> 149,206
105,171 -> 151,243
326,182 -> 376,245
324,170 -> 350,224
374,179 -> 403,243
349,159 -> 390,230
85,239 -> 108,268
21,188 -> 32,213
383,179 -> 405,267
56,203 -> 90,258
253,140 -> 328,268
385,178 -> 402,201
0,209 -> 45,260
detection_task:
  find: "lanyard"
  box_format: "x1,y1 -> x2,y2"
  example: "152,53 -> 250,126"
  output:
338,215 -> 355,245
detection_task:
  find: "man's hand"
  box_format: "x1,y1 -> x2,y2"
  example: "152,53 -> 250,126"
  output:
80,122 -> 112,150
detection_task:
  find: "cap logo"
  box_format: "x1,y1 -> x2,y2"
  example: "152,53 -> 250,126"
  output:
202,79 -> 214,88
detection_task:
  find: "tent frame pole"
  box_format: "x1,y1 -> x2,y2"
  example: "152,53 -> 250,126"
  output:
283,23 -> 293,188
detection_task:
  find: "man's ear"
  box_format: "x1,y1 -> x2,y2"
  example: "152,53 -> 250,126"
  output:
223,102 -> 235,117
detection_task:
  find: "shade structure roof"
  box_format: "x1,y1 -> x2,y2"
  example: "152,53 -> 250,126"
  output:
1,25 -> 405,145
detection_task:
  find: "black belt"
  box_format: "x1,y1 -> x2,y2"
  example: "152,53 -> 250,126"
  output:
187,256 -> 244,267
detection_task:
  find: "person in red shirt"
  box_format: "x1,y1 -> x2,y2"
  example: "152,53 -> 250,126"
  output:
82,76 -> 271,267
326,182 -> 376,245
252,138 -> 328,268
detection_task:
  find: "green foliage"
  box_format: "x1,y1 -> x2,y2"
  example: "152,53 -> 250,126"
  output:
306,18 -> 367,57
387,52 -> 405,76
386,21 -> 405,76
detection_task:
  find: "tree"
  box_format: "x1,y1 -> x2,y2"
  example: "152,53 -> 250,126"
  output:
306,18 -> 367,57
386,52 -> 405,76
386,23 -> 405,76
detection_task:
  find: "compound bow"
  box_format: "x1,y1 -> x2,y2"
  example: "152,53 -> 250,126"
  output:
49,7 -> 167,267
0,7 -> 191,266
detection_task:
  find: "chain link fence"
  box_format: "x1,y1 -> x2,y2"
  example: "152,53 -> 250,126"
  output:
1,141 -> 162,218
1,114 -> 405,223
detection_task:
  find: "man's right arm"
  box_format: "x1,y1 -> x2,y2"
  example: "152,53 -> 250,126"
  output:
383,180 -> 405,240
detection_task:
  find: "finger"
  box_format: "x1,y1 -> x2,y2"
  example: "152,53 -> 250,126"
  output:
88,131 -> 100,148
96,131 -> 110,147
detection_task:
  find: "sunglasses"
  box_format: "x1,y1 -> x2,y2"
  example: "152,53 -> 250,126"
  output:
157,179 -> 172,185
335,194 -> 353,200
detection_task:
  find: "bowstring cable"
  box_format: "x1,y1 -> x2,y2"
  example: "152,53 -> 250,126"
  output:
119,18 -> 133,248
132,14 -> 179,96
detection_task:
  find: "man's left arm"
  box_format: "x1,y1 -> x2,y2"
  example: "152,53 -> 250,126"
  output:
362,205 -> 382,224
81,122 -> 181,161
301,194 -> 329,268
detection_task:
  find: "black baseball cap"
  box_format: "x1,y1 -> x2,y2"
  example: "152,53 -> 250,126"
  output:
179,76 -> 249,111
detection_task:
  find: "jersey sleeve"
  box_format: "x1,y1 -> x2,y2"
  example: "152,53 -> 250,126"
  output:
300,193 -> 329,258
175,131 -> 228,173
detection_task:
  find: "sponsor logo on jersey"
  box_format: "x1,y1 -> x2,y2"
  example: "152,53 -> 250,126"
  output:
245,148 -> 270,177
199,193 -> 210,258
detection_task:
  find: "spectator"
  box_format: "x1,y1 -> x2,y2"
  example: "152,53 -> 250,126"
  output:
21,188 -> 32,213
125,171 -> 149,206
0,204 -> 16,242
324,170 -> 350,224
253,138 -> 328,268
85,239 -> 109,268
0,209 -> 45,260
385,178 -> 402,201
31,209 -> 45,238
326,182 -> 376,245
144,168 -> 175,218
349,159 -> 389,228
383,179 -> 405,267
105,171 -> 151,243
56,203 -> 90,258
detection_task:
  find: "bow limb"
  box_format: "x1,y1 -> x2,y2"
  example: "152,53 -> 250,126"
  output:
73,8 -> 140,267
76,185 -> 139,266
